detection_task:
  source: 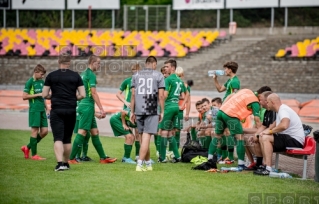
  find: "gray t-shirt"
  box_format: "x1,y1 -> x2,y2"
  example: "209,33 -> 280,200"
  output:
131,68 -> 165,115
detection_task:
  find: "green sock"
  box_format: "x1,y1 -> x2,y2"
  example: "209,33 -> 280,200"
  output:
199,137 -> 205,147
156,136 -> 161,153
204,136 -> 211,149
135,141 -> 140,156
227,135 -> 235,160
175,131 -> 181,148
208,137 -> 219,155
191,128 -> 197,141
160,137 -> 168,160
168,137 -> 173,151
124,144 -> 133,158
154,135 -> 159,151
221,136 -> 228,159
91,135 -> 106,159
36,133 -> 42,143
82,133 -> 91,157
237,140 -> 245,161
76,149 -> 82,159
27,134 -> 42,149
216,147 -> 222,156
30,137 -> 37,156
70,134 -> 85,159
168,137 -> 180,158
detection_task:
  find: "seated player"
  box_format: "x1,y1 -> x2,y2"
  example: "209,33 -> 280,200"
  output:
110,109 -> 140,164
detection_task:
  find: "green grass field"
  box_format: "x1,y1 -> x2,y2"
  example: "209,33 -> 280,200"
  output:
0,129 -> 318,204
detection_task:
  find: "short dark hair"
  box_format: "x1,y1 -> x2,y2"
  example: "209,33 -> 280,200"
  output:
34,64 -> 46,74
262,91 -> 273,99
211,97 -> 222,104
146,56 -> 157,64
164,59 -> 177,69
201,98 -> 210,104
223,61 -> 238,74
257,86 -> 272,94
187,80 -> 194,87
195,100 -> 203,107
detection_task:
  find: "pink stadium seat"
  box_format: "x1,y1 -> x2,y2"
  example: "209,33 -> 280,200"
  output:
96,30 -> 105,37
290,45 -> 299,57
27,29 -> 36,39
306,44 -> 315,57
124,31 -> 131,37
190,46 -> 198,52
219,31 -> 227,38
201,38 -> 210,47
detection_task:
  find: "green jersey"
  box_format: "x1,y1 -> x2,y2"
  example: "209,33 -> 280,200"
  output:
119,77 -> 132,109
112,109 -> 136,128
23,77 -> 45,112
164,74 -> 185,107
223,75 -> 240,102
259,108 -> 266,123
79,68 -> 96,107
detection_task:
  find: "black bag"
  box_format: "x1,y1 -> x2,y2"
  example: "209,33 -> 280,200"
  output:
181,133 -> 208,163
192,157 -> 218,170
303,124 -> 313,136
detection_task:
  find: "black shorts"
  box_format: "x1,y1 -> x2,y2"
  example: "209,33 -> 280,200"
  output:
50,109 -> 76,144
273,133 -> 303,152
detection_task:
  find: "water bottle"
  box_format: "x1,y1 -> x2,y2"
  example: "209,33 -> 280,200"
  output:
208,70 -> 225,77
269,172 -> 292,178
221,167 -> 242,172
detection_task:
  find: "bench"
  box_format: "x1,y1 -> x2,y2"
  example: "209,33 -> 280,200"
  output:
274,136 -> 316,180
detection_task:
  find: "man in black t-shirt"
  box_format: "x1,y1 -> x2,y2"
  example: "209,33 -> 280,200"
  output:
42,54 -> 85,171
244,90 -> 276,170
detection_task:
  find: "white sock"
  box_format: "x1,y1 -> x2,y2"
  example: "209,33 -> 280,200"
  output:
208,154 -> 213,160
266,166 -> 272,172
137,159 -> 143,166
145,160 -> 152,166
238,159 -> 245,165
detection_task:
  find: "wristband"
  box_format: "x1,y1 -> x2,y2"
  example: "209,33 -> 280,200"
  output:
269,129 -> 273,135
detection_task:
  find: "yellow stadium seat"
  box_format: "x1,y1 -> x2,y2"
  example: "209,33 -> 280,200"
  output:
275,49 -> 286,58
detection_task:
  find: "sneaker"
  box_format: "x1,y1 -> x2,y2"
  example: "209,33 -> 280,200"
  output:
157,158 -> 168,163
68,159 -> 81,164
21,145 -> 30,159
255,165 -> 266,171
75,157 -> 82,162
100,156 -> 117,164
55,165 -> 64,172
62,163 -> 70,170
31,155 -> 46,160
150,159 -> 155,164
238,164 -> 249,171
136,165 -> 147,172
224,157 -> 234,164
146,166 -> 153,171
81,156 -> 93,161
122,157 -> 136,164
171,157 -> 181,163
218,160 -> 226,164
253,169 -> 270,176
245,162 -> 256,171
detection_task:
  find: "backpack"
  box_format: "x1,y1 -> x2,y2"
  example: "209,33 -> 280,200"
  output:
181,133 -> 208,163
192,156 -> 218,171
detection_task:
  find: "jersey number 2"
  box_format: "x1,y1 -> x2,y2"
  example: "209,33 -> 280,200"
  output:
138,78 -> 153,94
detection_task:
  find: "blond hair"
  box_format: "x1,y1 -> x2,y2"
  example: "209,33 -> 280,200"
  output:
175,66 -> 184,77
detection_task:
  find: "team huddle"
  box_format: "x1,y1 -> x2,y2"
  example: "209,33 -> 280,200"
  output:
21,55 -> 306,175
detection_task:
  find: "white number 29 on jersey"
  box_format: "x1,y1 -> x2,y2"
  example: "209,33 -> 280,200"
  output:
138,78 -> 153,94
174,82 -> 183,96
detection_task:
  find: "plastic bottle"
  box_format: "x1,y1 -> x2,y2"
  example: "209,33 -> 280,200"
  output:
208,70 -> 225,77
221,167 -> 242,172
269,172 -> 292,178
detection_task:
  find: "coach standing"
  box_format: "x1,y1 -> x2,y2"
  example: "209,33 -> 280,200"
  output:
42,53 -> 85,171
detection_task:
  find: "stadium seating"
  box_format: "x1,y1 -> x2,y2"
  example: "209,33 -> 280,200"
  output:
274,36 -> 319,60
0,29 -> 219,57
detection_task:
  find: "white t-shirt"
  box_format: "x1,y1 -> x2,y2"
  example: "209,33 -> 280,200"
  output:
276,104 -> 305,146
